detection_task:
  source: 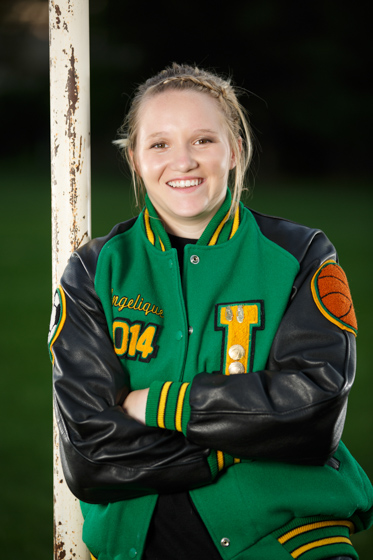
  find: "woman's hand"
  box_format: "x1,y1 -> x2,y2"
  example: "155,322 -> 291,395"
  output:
122,388 -> 150,424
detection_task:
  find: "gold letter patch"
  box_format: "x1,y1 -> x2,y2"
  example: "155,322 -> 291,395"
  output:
311,260 -> 357,336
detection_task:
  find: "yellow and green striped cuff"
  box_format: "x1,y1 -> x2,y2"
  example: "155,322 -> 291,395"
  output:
146,380 -> 192,435
273,516 -> 357,560
145,380 -> 242,480
207,450 -> 241,479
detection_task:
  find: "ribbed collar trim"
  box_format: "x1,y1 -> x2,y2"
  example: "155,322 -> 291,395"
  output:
141,190 -> 241,251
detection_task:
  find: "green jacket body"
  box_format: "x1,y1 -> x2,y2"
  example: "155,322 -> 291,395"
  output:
50,194 -> 373,559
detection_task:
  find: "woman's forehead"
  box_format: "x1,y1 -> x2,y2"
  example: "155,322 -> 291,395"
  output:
137,89 -> 225,132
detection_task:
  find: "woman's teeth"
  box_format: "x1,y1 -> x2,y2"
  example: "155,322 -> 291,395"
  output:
167,179 -> 203,188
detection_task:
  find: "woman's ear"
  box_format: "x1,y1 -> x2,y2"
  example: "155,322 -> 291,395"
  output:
230,138 -> 242,170
128,149 -> 135,168
129,149 -> 141,177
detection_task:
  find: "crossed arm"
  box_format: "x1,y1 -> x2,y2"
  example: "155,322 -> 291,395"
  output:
51,232 -> 356,504
122,388 -> 149,423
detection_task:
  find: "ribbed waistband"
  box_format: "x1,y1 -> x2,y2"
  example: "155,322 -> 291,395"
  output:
272,516 -> 357,559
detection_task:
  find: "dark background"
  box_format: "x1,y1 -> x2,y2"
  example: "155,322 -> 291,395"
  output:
0,1 -> 372,558
1,0 -> 372,181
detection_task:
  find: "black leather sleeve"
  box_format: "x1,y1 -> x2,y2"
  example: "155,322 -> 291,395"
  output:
185,217 -> 356,465
52,214 -> 356,504
52,236 -> 213,504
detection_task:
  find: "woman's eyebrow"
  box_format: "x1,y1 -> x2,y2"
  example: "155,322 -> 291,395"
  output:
193,128 -> 219,135
145,131 -> 168,140
146,128 -> 219,140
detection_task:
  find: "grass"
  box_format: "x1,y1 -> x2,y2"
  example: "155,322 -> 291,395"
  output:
0,162 -> 372,558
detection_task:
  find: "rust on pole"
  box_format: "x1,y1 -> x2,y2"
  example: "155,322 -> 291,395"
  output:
49,0 -> 91,558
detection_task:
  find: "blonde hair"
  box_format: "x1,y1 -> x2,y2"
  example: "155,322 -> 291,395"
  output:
115,63 -> 253,216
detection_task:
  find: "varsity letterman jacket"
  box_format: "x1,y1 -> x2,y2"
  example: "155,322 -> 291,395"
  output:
50,191 -> 373,560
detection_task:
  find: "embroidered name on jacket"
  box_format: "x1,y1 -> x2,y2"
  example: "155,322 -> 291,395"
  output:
111,290 -> 164,318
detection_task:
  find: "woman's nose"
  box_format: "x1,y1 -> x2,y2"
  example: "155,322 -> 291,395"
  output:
170,145 -> 198,172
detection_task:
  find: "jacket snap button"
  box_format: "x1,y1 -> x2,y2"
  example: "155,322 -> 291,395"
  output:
129,547 -> 137,558
190,255 -> 200,264
175,330 -> 183,340
220,537 -> 230,547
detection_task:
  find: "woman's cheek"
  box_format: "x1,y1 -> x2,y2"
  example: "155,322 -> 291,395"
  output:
142,155 -> 167,178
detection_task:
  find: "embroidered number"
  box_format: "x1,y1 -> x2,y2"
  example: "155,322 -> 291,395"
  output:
215,301 -> 263,374
113,319 -> 159,362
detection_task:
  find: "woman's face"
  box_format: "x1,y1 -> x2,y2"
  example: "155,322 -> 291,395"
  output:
133,89 -> 235,237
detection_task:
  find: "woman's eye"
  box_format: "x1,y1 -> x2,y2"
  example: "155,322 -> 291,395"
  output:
151,142 -> 167,149
195,138 -> 211,145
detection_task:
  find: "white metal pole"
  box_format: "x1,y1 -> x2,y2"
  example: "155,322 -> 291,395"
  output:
49,0 -> 91,558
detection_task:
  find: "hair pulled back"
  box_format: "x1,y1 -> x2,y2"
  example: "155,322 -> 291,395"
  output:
115,63 -> 253,216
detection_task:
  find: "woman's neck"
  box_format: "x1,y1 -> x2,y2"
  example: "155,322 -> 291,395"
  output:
155,209 -> 214,239
164,222 -> 205,239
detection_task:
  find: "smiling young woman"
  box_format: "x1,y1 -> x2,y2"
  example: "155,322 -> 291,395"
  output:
117,63 -> 252,221
131,89 -> 236,238
50,63 -> 373,560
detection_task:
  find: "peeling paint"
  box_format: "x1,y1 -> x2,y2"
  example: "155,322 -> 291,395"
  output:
67,47 -> 79,118
55,4 -> 62,29
51,169 -> 60,271
76,230 -> 89,249
64,44 -> 84,251
50,2 -> 91,557
56,542 -> 67,560
54,516 -> 66,560
54,135 -> 60,157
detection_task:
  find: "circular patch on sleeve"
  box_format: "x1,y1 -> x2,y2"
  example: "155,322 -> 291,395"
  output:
48,285 -> 67,363
311,260 -> 357,336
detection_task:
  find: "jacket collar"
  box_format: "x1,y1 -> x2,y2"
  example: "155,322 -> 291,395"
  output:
142,190 -> 241,251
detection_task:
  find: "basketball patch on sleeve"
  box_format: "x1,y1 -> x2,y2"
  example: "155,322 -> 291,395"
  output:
311,260 -> 357,336
48,285 -> 67,363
